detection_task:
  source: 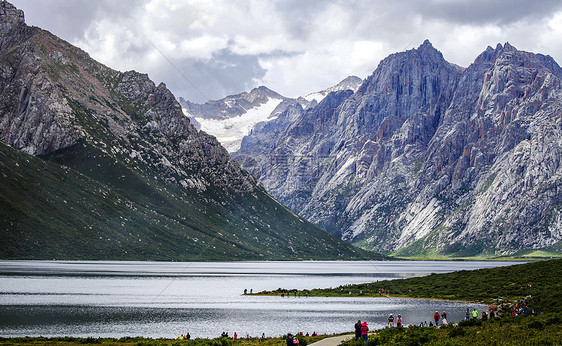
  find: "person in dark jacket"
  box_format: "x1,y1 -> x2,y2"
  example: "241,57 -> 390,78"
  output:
286,334 -> 293,346
354,320 -> 362,341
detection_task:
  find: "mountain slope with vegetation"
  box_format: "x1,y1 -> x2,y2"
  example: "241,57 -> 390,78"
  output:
0,1 -> 379,261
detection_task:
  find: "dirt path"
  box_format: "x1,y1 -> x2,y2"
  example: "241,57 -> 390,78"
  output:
308,334 -> 354,346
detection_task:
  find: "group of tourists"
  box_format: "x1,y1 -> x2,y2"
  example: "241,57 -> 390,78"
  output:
352,306 -> 492,337
285,331 -> 317,345
285,332 -> 316,345
432,311 -> 448,326
464,307 -> 497,320
280,290 -> 309,297
354,320 -> 370,343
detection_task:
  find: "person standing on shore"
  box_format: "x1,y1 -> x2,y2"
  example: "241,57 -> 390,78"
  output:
388,314 -> 394,327
354,320 -> 362,341
433,311 -> 440,326
360,321 -> 369,344
396,314 -> 403,327
441,311 -> 448,325
286,334 -> 293,346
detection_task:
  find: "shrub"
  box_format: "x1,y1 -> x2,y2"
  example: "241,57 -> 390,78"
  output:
458,318 -> 482,327
527,318 -> 545,330
81,337 -> 101,344
544,314 -> 561,326
447,326 -> 466,337
210,337 -> 233,346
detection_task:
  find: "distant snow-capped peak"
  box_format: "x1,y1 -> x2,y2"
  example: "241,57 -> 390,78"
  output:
305,76 -> 363,103
179,86 -> 288,152
194,96 -> 284,152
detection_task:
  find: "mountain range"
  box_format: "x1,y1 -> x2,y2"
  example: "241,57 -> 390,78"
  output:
179,76 -> 363,152
0,1 -> 378,260
229,40 -> 562,258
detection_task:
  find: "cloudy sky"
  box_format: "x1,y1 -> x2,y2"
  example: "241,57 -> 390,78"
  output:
10,0 -> 562,103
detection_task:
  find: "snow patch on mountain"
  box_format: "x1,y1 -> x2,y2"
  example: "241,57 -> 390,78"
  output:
305,76 -> 363,103
181,107 -> 201,130
195,97 -> 284,152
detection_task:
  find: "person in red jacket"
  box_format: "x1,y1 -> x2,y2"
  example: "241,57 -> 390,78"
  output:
360,321 -> 369,343
433,311 -> 440,326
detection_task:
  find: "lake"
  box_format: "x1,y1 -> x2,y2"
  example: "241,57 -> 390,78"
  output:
0,260 -> 519,338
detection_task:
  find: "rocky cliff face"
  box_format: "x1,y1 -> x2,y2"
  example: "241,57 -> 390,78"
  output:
235,40 -> 562,257
0,1 -> 376,260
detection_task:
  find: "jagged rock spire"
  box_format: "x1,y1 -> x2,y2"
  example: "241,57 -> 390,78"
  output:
0,1 -> 24,34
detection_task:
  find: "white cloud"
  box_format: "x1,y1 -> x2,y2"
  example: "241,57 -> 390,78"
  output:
9,0 -> 562,102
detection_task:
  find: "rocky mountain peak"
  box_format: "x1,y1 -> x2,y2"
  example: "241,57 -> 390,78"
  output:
0,1 -> 380,261
474,42 -> 520,65
0,1 -> 24,34
417,39 -> 440,56
304,75 -> 363,103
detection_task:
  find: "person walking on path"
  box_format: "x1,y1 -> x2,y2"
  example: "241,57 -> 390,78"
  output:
360,321 -> 369,344
472,308 -> 478,319
465,308 -> 470,320
354,320 -> 362,341
433,311 -> 440,326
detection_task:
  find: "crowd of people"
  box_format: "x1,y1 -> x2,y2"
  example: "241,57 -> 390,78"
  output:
180,296 -> 533,343
351,304 -> 512,342
285,332 -> 318,345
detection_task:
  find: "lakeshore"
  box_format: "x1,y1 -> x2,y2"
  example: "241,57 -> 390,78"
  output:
1,260 -> 560,345
0,261 -> 501,338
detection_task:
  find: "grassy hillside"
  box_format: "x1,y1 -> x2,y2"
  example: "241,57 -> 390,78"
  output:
0,141 -> 382,260
262,260 -> 562,345
260,259 -> 562,313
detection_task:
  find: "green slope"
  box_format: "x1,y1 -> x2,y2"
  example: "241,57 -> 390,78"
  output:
267,259 -> 562,314
0,141 -> 381,260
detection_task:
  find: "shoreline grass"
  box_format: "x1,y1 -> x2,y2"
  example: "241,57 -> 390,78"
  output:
0,333 -> 337,346
254,259 -> 562,311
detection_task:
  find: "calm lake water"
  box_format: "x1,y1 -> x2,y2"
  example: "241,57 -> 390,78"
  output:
0,260 -> 519,338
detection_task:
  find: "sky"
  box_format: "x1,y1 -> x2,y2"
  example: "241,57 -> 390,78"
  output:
9,0 -> 562,103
